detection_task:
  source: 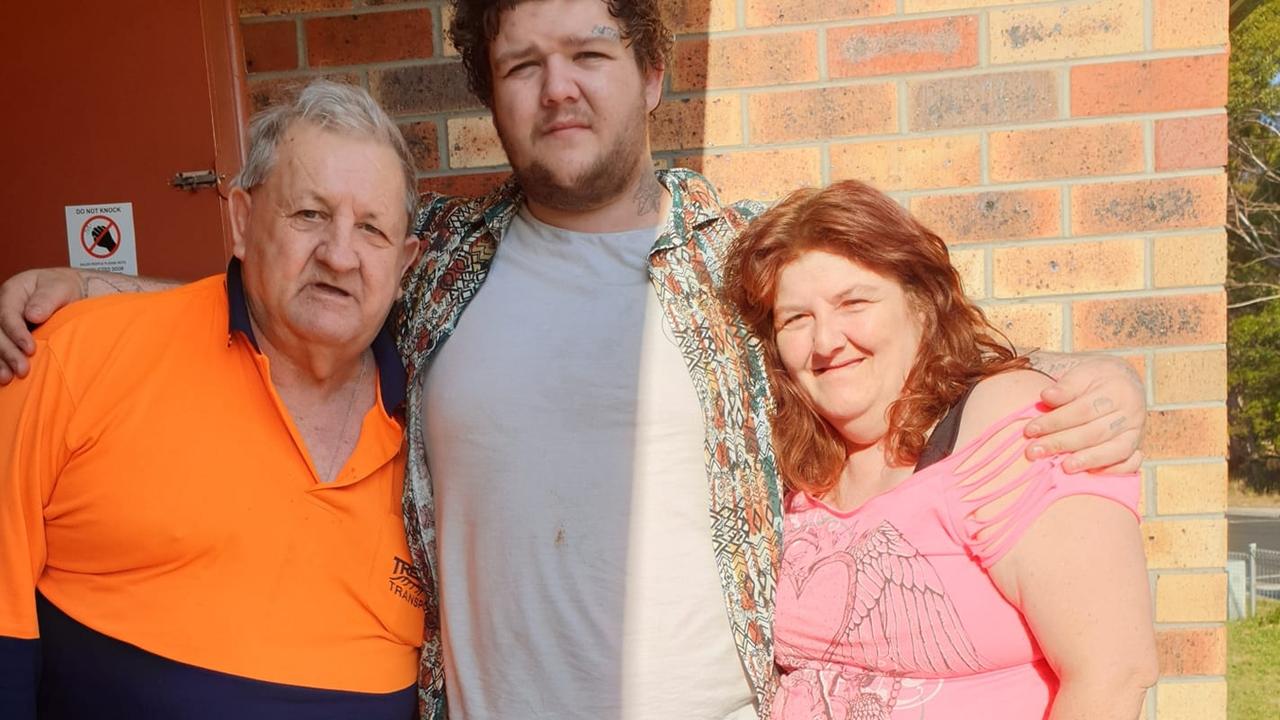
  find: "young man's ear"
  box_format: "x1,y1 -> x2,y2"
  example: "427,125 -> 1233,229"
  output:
228,187 -> 252,260
644,64 -> 664,114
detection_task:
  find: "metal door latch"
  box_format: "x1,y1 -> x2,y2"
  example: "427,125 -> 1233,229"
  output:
170,170 -> 220,191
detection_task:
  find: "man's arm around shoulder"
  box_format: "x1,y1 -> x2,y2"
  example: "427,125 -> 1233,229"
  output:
0,267 -> 179,384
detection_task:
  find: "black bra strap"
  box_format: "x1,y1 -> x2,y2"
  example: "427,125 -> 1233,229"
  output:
913,382 -> 980,473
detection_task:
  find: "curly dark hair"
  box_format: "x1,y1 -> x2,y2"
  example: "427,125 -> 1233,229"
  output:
724,181 -> 1029,496
448,0 -> 673,108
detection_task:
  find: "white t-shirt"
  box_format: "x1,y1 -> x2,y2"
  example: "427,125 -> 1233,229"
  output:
422,207 -> 756,719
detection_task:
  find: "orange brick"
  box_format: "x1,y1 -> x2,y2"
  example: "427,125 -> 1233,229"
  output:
1154,462 -> 1228,515
951,247 -> 986,298
1155,626 -> 1226,676
246,72 -> 361,113
1071,54 -> 1228,117
1073,293 -> 1226,350
993,239 -> 1144,298
305,11 -> 432,67
905,0 -> 1049,11
369,62 -> 482,115
748,85 -> 897,145
446,116 -> 505,169
979,302 -> 1064,351
909,71 -> 1057,130
989,122 -> 1144,182
652,96 -> 742,152
418,171 -> 510,199
1155,679 -> 1227,720
1154,233 -> 1226,288
1154,0 -> 1229,50
1155,573 -> 1228,623
672,32 -> 819,91
1071,175 -> 1227,236
1143,517 -> 1227,568
1142,407 -> 1228,460
828,16 -> 978,79
660,0 -> 737,33
830,135 -> 982,191
241,20 -> 297,74
400,120 -> 439,173
1156,115 -> 1228,171
240,0 -> 349,16
1153,350 -> 1227,404
910,189 -> 1061,243
746,0 -> 895,26
989,0 -> 1144,64
676,148 -> 822,202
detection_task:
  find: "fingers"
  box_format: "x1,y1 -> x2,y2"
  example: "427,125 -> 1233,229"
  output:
1026,389 -> 1117,438
1028,421 -> 1142,473
0,330 -> 31,383
1088,450 -> 1145,476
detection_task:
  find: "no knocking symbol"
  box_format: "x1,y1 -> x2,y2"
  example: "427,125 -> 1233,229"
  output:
80,215 -> 122,259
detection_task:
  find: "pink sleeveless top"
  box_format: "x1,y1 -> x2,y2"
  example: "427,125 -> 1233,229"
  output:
772,401 -> 1140,720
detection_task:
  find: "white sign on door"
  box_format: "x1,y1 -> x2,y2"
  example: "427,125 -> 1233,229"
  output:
64,202 -> 138,276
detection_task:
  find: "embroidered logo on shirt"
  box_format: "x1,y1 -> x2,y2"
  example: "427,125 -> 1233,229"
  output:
388,556 -> 426,609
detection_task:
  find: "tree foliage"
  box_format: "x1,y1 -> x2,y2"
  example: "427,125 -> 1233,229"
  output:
1228,2 -> 1280,488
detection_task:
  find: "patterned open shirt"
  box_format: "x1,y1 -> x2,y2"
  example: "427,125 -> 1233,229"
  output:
394,168 -> 784,719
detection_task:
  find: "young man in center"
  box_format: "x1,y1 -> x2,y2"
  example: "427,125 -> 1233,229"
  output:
399,1 -> 1146,717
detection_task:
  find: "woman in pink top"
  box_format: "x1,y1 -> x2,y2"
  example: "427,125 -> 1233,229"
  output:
724,181 -> 1157,720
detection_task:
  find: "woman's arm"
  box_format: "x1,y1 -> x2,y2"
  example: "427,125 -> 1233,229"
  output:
988,496 -> 1157,720
959,371 -> 1158,720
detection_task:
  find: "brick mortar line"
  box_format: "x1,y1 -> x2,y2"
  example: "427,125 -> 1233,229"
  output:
671,0 -> 1159,36
663,47 -> 1227,93
239,3 -> 436,23
1151,567 -> 1231,575
1145,508 -> 1230,520
1147,455 -> 1229,465
974,228 -> 1226,250
980,286 -> 1225,304
1148,400 -> 1228,410
1143,0 -> 1154,52
638,137 -> 1228,177
1152,620 -> 1229,629
294,18 -> 307,71
977,10 -> 990,69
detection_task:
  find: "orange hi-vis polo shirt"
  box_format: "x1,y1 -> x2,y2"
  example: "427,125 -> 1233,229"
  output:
0,261 -> 424,719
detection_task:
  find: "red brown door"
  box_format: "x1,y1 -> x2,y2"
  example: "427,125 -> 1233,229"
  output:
0,0 -> 248,281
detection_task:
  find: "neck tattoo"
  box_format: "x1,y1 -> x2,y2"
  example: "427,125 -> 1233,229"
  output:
322,353 -> 369,482
633,176 -> 662,217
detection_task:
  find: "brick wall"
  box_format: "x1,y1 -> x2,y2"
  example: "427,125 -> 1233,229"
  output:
238,0 -> 1230,716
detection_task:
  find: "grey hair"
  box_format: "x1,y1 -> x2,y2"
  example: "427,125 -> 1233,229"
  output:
232,79 -> 418,231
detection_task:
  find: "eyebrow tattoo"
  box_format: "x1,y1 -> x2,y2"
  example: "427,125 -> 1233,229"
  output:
591,25 -> 621,40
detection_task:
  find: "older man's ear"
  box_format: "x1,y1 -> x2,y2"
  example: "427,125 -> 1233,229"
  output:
228,187 -> 252,261
398,235 -> 421,284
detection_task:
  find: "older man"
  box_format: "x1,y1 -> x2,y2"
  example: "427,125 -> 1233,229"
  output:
0,81 -> 421,719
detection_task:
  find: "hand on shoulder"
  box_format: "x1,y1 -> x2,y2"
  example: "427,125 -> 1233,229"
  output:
954,369 -> 1053,449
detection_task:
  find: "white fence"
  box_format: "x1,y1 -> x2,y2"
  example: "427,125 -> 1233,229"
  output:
1228,544 -> 1280,619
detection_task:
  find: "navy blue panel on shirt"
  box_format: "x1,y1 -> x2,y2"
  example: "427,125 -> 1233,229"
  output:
0,635 -> 40,719
35,594 -> 416,720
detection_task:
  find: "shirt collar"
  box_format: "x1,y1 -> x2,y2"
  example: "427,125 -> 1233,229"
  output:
225,258 -> 407,414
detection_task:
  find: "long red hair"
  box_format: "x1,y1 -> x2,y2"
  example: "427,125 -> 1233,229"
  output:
723,180 -> 1028,496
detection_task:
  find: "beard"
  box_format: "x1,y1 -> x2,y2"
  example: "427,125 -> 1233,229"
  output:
499,103 -> 649,213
